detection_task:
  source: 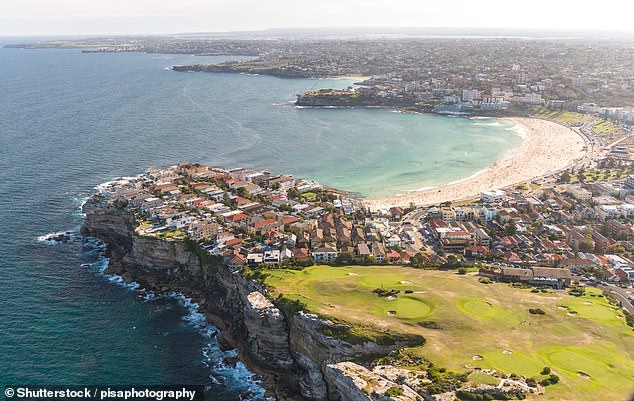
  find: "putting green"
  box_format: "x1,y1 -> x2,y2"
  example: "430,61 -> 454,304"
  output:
473,350 -> 543,376
457,299 -> 498,318
373,296 -> 433,320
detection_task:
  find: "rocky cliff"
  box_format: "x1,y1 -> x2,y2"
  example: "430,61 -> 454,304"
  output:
81,198 -> 420,401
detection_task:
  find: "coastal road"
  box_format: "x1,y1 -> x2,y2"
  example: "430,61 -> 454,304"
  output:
596,284 -> 634,315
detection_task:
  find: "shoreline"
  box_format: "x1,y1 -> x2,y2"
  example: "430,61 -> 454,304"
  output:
363,117 -> 588,209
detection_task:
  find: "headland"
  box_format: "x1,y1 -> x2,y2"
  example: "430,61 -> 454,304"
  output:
78,156 -> 634,401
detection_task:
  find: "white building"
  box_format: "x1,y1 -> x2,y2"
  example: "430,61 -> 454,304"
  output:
567,186 -> 593,201
462,89 -> 479,103
480,189 -> 506,203
313,247 -> 338,263
523,93 -> 543,105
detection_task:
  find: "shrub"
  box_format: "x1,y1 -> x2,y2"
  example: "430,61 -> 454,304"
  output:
384,387 -> 404,398
274,295 -> 308,316
541,366 -> 551,375
455,390 -> 493,401
458,267 -> 468,275
540,374 -> 560,386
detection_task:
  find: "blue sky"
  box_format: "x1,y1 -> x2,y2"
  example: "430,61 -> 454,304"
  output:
1,0 -> 633,36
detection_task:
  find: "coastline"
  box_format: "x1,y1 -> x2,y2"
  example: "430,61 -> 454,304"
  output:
364,117 -> 588,209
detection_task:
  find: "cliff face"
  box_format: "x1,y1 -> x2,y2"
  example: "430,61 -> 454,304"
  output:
81,198 -> 412,401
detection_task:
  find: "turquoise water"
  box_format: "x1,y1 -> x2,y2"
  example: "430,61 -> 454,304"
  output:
0,43 -> 521,398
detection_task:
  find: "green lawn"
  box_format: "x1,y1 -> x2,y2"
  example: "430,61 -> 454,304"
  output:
533,108 -> 588,125
592,119 -> 619,135
568,167 -> 630,183
263,265 -> 634,401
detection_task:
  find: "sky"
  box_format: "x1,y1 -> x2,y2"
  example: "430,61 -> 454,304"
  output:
1,0 -> 633,36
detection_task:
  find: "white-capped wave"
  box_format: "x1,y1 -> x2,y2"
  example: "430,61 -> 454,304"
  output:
473,121 -> 502,127
167,291 -> 273,400
37,228 -> 80,244
80,238 -> 272,400
507,123 -> 529,140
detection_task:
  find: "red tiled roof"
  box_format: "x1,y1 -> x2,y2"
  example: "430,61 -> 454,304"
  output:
224,238 -> 243,248
227,213 -> 250,222
253,219 -> 280,228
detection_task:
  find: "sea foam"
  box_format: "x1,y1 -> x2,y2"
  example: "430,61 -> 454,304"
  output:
80,238 -> 272,400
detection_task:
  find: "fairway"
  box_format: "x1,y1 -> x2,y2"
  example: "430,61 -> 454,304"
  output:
263,265 -> 634,401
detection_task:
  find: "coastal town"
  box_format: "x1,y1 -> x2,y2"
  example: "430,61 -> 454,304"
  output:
94,157 -> 634,299
85,155 -> 634,400
12,35 -> 634,150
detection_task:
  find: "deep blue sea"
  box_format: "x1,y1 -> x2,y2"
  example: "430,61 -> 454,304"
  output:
0,40 -> 521,399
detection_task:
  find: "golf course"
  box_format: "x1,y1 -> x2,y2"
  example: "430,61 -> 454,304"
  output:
262,265 -> 634,401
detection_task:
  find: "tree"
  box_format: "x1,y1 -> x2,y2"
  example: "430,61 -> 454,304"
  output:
504,220 -> 517,236
237,186 -> 249,198
334,252 -> 355,265
288,188 -> 301,200
294,258 -> 314,267
411,253 -> 426,268
558,170 -> 571,183
578,240 -> 594,253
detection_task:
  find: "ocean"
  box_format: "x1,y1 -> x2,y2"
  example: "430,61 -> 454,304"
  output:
0,42 -> 521,399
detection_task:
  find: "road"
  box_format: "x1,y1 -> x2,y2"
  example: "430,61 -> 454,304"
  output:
596,283 -> 634,315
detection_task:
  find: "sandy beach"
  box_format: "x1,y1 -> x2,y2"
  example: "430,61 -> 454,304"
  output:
364,117 -> 587,210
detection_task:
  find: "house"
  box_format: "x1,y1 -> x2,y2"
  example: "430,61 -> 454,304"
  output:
313,246 -> 338,263
562,258 -> 597,271
246,253 -> 263,267
263,250 -> 281,265
293,248 -> 311,260
372,243 -> 386,263
191,222 -> 220,240
139,197 -> 162,212
464,245 -> 490,258
440,230 -> 474,252
473,227 -> 491,246
615,267 -> 634,283
225,213 -> 252,226
357,243 -> 372,258
249,219 -> 284,234
227,253 -> 245,270
386,252 -> 402,264
280,248 -> 293,262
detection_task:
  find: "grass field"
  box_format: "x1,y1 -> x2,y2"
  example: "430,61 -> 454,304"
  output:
592,119 -> 620,135
263,265 -> 634,401
532,108 -> 589,125
568,167 -> 630,183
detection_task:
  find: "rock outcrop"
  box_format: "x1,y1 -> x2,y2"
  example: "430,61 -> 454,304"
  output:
324,362 -> 421,401
81,198 -> 418,401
